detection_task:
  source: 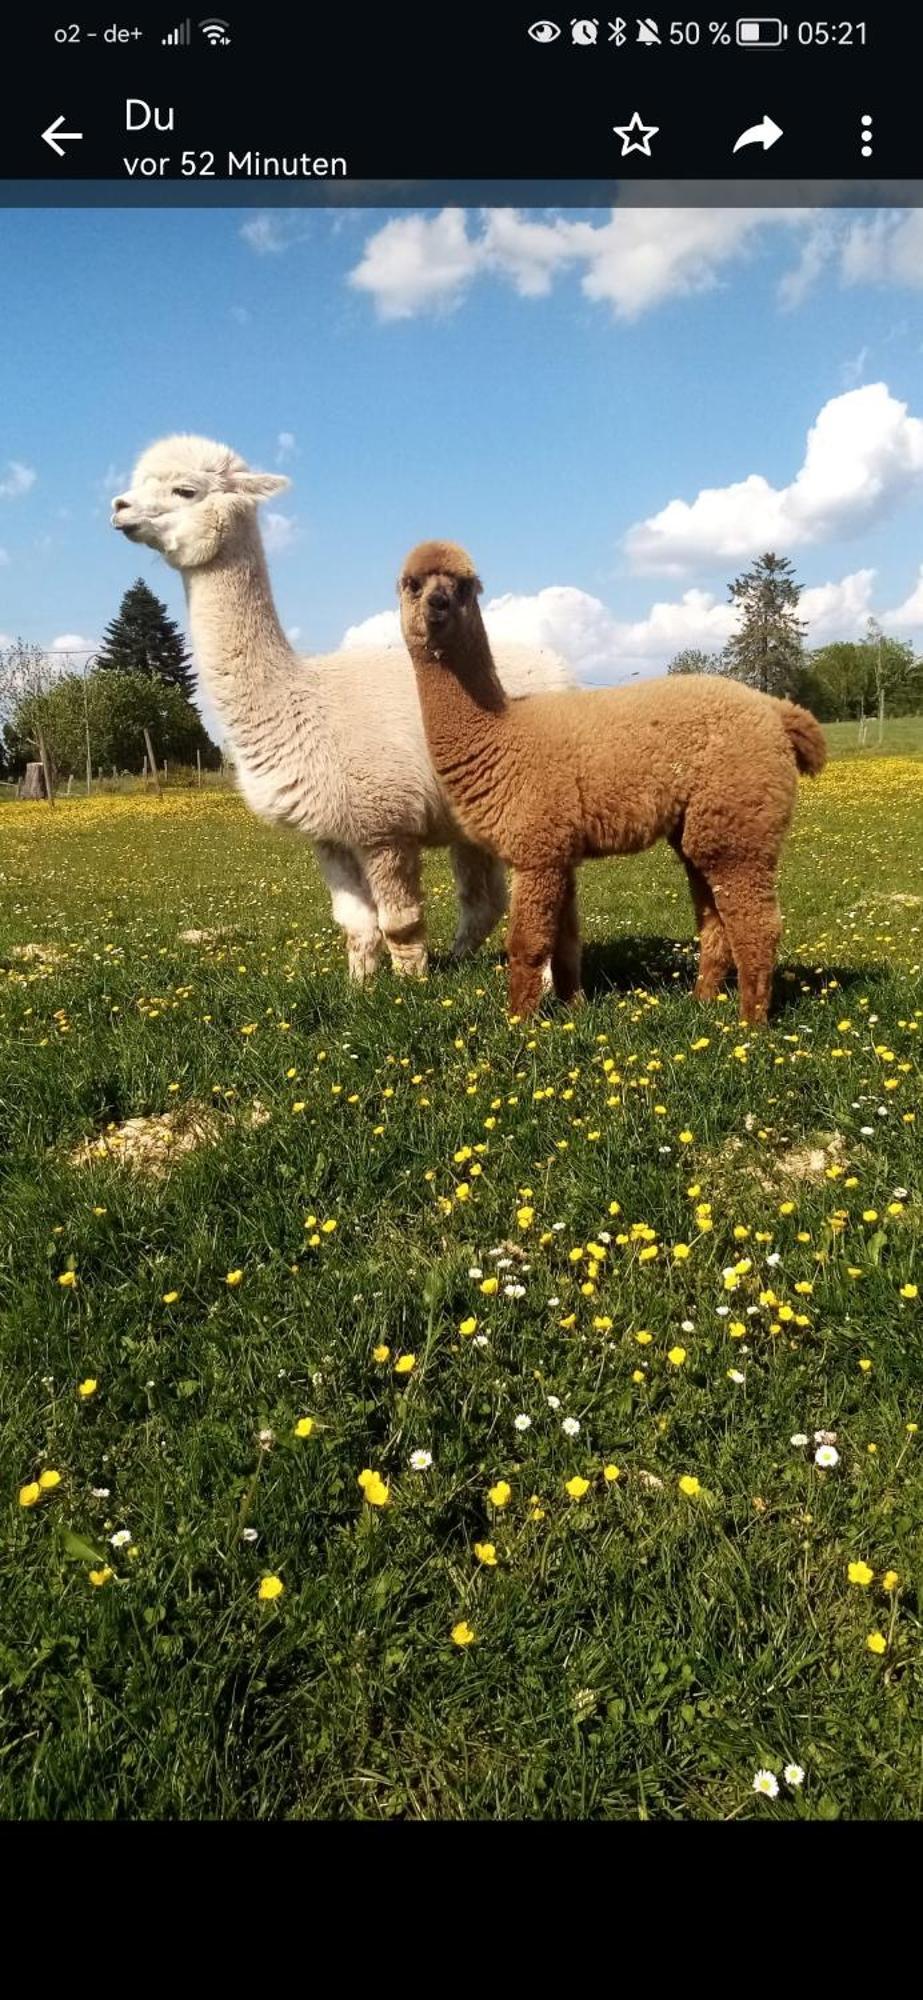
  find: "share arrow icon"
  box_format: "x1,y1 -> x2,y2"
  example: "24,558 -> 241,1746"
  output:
732,114 -> 783,154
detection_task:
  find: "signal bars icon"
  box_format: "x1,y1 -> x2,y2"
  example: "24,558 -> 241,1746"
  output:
161,16 -> 231,44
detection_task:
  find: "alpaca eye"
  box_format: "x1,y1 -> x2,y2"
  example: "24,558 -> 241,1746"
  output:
173,486 -> 197,499
405,578 -> 421,596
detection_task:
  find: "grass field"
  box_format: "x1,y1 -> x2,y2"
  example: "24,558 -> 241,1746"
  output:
1,734 -> 921,1819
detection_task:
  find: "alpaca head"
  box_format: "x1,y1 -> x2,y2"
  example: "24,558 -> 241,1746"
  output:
111,435 -> 290,570
398,541 -> 483,655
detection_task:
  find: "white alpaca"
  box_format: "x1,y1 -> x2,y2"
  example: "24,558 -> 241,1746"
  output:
112,436 -> 571,979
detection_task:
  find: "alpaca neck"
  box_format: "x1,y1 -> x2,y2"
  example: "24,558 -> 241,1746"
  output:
408,613 -> 509,842
183,519 -> 309,750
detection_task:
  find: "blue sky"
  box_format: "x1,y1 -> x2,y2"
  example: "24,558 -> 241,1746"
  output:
2,203 -> 922,707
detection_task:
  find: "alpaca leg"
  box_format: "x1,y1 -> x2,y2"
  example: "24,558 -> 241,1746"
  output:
550,868 -> 583,1003
362,840 -> 428,978
449,841 -> 508,957
507,867 -> 569,1018
681,856 -> 734,1001
710,867 -> 783,1026
314,840 -> 383,983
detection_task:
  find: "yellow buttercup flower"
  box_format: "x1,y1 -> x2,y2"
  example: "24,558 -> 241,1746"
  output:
451,1620 -> 476,1647
603,1463 -> 621,1483
162,1290 -> 179,1304
372,1343 -> 390,1363
473,1541 -> 497,1566
667,1345 -> 687,1367
673,1243 -> 691,1260
517,1206 -> 534,1229
225,1269 -> 243,1287
89,1566 -> 113,1588
565,1475 -> 590,1500
38,1469 -> 61,1490
900,1283 -> 918,1300
479,1277 -> 498,1296
487,1480 -> 512,1509
847,1560 -> 874,1587
294,1416 -> 315,1438
678,1475 -> 701,1497
882,1570 -> 900,1592
866,1630 -> 887,1655
78,1377 -> 98,1399
258,1574 -> 284,1602
394,1353 -> 416,1375
357,1469 -> 390,1507
57,1270 -> 77,1288
459,1316 -> 478,1336
18,1481 -> 41,1509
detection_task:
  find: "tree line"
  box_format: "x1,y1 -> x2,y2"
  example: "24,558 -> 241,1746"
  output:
667,553 -> 922,721
0,580 -> 221,789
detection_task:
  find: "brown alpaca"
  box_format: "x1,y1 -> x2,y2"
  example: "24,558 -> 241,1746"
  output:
398,540 -> 827,1024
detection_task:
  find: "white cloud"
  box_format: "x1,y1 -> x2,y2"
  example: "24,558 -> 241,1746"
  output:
349,209 -> 483,320
262,511 -> 298,553
800,570 -> 876,637
625,384 -> 923,572
49,632 -> 95,654
839,210 -> 923,290
0,461 -> 36,499
275,430 -> 297,464
882,565 -> 923,630
286,624 -> 302,643
240,214 -> 310,255
348,206 -> 823,323
342,567 -> 887,683
840,344 -> 870,389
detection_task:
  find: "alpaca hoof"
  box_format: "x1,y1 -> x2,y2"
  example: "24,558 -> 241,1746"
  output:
390,947 -> 429,979
346,933 -> 383,983
539,959 -> 554,992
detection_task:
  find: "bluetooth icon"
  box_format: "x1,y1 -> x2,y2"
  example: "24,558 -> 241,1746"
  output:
608,16 -> 627,40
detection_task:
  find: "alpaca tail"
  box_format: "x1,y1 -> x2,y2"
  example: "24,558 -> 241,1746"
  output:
780,700 -> 827,777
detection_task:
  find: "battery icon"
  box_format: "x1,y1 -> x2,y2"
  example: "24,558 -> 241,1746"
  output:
736,17 -> 787,44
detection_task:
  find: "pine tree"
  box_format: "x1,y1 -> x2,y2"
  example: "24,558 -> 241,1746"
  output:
96,578 -> 195,699
724,553 -> 805,698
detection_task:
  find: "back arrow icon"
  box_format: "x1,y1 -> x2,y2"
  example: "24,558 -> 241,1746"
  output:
42,114 -> 84,158
732,114 -> 783,154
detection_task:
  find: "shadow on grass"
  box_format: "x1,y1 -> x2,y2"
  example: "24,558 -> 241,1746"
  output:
433,934 -> 887,1014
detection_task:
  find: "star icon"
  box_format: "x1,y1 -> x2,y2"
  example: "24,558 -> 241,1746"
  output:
613,111 -> 659,157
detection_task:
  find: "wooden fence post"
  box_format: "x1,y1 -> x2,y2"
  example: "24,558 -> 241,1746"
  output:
143,729 -> 162,797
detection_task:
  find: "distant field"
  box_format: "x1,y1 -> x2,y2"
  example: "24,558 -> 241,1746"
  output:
824,715 -> 923,760
1,751 -> 920,1820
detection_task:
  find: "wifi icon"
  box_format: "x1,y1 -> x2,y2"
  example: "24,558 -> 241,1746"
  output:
199,15 -> 231,42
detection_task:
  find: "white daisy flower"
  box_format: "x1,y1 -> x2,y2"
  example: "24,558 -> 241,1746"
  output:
504,1283 -> 526,1299
547,1296 -> 560,1307
784,1764 -> 805,1788
473,1334 -> 489,1348
766,1252 -> 782,1267
409,1449 -> 433,1472
547,1395 -> 561,1411
467,1267 -> 483,1280
681,1319 -> 695,1334
514,1413 -> 532,1432
109,1528 -> 132,1548
562,1416 -> 581,1437
790,1433 -> 808,1448
728,1369 -> 745,1384
716,1306 -> 730,1318
814,1444 -> 839,1468
90,1487 -> 111,1499
860,1126 -> 875,1136
752,1769 -> 780,1799
241,1526 -> 258,1543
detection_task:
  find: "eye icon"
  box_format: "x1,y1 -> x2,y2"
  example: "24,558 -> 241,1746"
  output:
528,19 -> 561,40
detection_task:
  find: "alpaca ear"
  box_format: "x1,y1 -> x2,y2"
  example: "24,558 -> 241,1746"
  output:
231,472 -> 291,501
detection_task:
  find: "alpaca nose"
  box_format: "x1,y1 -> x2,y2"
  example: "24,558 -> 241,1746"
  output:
113,495 -> 130,512
428,588 -> 450,614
